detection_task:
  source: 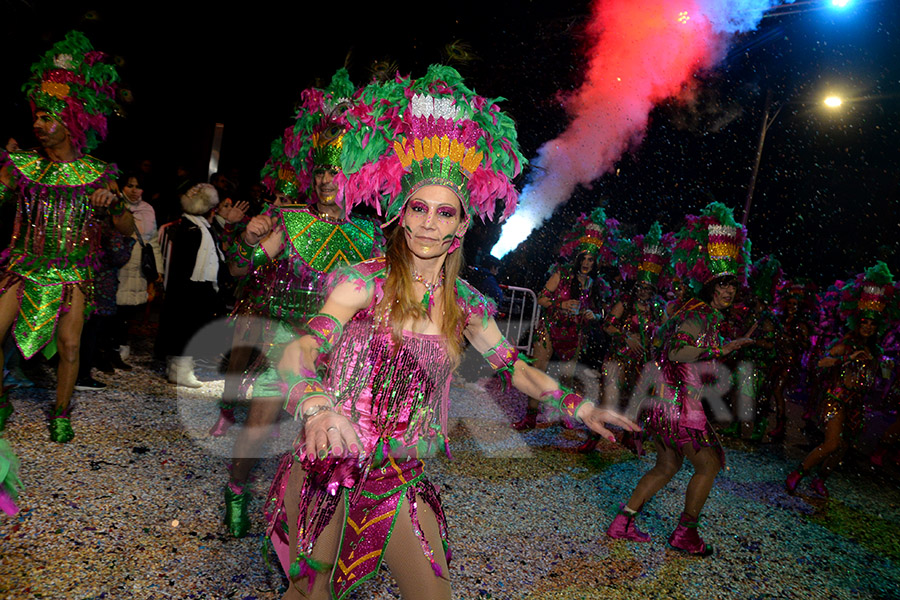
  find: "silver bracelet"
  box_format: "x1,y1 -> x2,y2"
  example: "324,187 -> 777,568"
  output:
299,403 -> 333,428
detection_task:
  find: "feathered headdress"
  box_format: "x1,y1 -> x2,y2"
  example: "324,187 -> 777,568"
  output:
558,206 -> 621,265
284,68 -> 358,205
618,221 -> 671,288
23,30 -> 119,154
775,276 -> 816,316
749,255 -> 783,306
260,132 -> 300,200
338,64 -> 526,226
838,261 -> 899,334
671,201 -> 751,296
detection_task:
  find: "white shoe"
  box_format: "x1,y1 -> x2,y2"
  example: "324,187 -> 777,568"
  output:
119,345 -> 131,361
168,356 -> 202,388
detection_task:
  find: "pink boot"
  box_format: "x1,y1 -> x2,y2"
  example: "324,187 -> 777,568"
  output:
606,504 -> 651,542
512,408 -> 538,431
810,477 -> 829,498
668,512 -> 713,556
209,408 -> 235,437
577,435 -> 599,453
785,468 -> 805,494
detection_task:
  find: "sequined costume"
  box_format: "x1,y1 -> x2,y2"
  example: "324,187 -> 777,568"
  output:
265,258 -> 528,598
604,294 -> 666,398
771,312 -> 811,390
818,335 -> 879,441
225,204 -> 383,396
739,308 -> 779,410
0,149 -> 116,358
641,299 -> 726,466
535,266 -> 595,362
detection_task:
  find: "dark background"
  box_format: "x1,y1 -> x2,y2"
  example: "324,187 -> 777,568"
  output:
1,0 -> 897,290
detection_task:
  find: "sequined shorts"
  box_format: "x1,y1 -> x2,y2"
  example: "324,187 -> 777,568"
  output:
641,400 -> 725,467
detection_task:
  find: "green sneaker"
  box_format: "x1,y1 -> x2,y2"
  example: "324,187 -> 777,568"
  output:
749,418 -> 769,443
224,485 -> 251,538
720,422 -> 740,438
49,408 -> 74,443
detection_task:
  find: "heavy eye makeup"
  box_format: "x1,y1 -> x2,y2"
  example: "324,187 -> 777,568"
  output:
408,200 -> 429,214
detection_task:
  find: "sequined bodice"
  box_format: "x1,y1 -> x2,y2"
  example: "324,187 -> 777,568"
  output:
279,206 -> 378,273
544,267 -> 592,325
615,298 -> 664,357
259,205 -> 381,320
3,150 -> 113,265
660,300 -> 726,429
325,319 -> 454,460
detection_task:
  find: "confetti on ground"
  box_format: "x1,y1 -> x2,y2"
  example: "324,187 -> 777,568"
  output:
1,343 -> 898,599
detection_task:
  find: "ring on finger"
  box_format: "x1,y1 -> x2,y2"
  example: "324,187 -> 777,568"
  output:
326,426 -> 339,433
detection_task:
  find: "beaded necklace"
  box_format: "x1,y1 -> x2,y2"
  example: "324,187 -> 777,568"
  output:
413,269 -> 444,312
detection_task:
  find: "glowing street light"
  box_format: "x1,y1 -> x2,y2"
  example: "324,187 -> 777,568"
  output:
831,0 -> 851,8
823,95 -> 843,108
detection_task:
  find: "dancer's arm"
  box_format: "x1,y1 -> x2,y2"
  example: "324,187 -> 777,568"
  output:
0,164 -> 12,205
537,271 -> 561,309
278,277 -> 372,458
818,342 -> 848,368
227,213 -> 284,276
465,316 -> 640,441
668,318 -> 751,363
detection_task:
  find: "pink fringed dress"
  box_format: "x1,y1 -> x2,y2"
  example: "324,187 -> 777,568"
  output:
642,299 -> 726,466
265,257 -> 496,599
536,266 -> 595,361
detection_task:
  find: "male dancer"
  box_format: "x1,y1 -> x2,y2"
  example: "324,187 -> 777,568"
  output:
0,31 -> 130,442
219,70 -> 383,537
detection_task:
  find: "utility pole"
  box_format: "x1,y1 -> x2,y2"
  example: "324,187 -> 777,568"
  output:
742,90 -> 782,228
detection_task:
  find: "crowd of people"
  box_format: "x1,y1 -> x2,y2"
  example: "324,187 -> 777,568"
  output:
0,30 -> 898,600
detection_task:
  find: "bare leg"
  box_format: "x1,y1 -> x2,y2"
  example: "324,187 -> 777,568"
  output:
230,395 -> 284,485
54,287 -> 86,413
800,411 -> 844,473
0,282 -> 24,380
817,438 -> 850,479
681,444 -> 723,518
625,439 -> 684,511
222,316 -> 260,405
383,493 -> 451,600
282,461 -> 345,600
770,367 -> 789,431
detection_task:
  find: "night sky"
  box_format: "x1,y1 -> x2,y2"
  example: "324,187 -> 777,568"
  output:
1,0 -> 897,290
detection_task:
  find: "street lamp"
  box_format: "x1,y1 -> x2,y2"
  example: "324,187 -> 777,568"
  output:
823,95 -> 843,108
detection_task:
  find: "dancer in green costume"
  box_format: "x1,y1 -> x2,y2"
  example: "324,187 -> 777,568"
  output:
0,31 -> 131,442
218,70 -> 384,537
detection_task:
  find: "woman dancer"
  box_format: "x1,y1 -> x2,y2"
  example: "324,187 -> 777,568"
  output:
266,66 -> 639,600
767,280 -> 814,440
786,263 -> 896,497
603,222 -> 669,403
606,202 -> 752,556
581,222 -> 668,452
512,207 -> 619,430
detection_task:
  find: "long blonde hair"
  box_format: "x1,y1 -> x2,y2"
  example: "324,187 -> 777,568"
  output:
379,225 -> 465,363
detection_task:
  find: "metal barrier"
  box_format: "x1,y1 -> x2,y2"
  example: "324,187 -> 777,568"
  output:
498,285 -> 540,354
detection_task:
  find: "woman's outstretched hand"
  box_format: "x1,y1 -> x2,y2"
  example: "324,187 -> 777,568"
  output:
303,409 -> 364,461
577,404 -> 641,443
